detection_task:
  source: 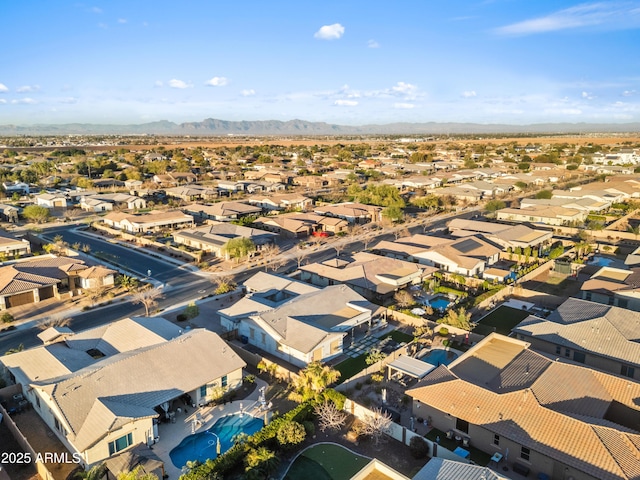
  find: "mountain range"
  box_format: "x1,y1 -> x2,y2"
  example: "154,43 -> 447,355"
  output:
0,118 -> 639,136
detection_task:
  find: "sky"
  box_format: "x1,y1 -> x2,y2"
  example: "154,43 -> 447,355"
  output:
1,0 -> 640,126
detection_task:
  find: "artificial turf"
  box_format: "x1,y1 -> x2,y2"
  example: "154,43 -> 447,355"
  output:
284,444 -> 371,480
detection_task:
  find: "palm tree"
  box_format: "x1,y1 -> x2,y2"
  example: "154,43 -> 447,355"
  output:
294,362 -> 340,399
245,447 -> 280,479
628,224 -> 640,240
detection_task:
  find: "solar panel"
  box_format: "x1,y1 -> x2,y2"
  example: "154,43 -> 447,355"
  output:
454,238 -> 482,253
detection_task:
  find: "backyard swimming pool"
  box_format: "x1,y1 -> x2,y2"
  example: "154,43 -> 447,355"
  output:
429,295 -> 452,310
420,348 -> 459,367
169,414 -> 264,469
587,256 -> 615,267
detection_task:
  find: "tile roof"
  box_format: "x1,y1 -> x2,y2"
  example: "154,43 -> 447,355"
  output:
407,334 -> 640,480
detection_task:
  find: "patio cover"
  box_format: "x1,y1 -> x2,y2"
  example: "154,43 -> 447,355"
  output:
388,355 -> 435,379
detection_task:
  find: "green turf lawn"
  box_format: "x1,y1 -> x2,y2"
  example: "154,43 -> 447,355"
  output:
284,444 -> 371,480
473,305 -> 531,336
378,329 -> 414,343
335,353 -> 368,383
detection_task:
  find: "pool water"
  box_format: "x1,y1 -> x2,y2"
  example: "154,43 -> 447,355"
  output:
587,256 -> 615,267
421,348 -> 458,367
169,414 -> 264,468
429,295 -> 452,310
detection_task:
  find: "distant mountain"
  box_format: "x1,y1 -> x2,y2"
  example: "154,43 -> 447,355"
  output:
0,118 -> 639,136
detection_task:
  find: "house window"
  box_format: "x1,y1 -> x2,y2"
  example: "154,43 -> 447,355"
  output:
618,298 -> 629,308
493,434 -> 500,446
564,348 -> 570,357
585,292 -> 592,301
108,433 -> 133,455
200,385 -> 207,397
455,418 -> 469,434
520,446 -> 530,462
261,332 -> 266,344
249,328 -> 255,340
608,296 -> 614,305
555,346 -> 561,355
573,351 -> 586,364
621,365 -> 635,379
221,375 -> 228,387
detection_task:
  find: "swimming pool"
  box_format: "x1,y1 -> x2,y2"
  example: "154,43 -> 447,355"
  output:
421,348 -> 458,367
429,295 -> 452,310
169,414 -> 264,468
587,256 -> 615,267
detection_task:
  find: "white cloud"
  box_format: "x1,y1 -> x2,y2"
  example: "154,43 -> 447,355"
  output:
169,79 -> 192,89
11,98 -> 37,105
314,23 -> 345,40
0,83 -> 8,93
582,91 -> 594,100
118,18 -> 127,24
205,76 -> 229,87
334,99 -> 358,106
622,89 -> 637,96
390,82 -> 419,99
461,90 -> 477,98
367,39 -> 380,48
0,99 -> 6,104
241,89 -> 256,97
17,85 -> 40,93
394,102 -> 415,109
91,6 -> 103,14
154,80 -> 163,88
494,2 -> 640,36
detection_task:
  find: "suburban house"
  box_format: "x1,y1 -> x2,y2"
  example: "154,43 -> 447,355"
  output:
35,193 -> 68,209
407,333 -> 640,480
173,222 -> 278,258
0,317 -> 246,467
298,252 -> 434,303
447,218 -> 553,252
103,210 -> 194,233
375,234 -> 500,277
81,193 -> 147,212
247,193 -> 312,212
0,233 -> 31,258
164,185 -> 219,202
512,298 -> 640,381
520,197 -> 610,213
153,172 -> 197,186
0,256 -> 116,309
579,266 -> 640,311
496,205 -> 588,226
314,202 -> 382,224
242,285 -> 374,367
219,272 -> 320,330
253,212 -> 348,238
2,181 -> 30,195
182,201 -> 262,222
0,203 -> 19,222
413,458 -> 509,480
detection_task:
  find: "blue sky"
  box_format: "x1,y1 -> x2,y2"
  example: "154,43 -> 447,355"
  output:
1,0 -> 639,126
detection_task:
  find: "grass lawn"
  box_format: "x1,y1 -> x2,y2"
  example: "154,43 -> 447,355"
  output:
473,305 -> 531,336
335,353 -> 368,383
284,444 -> 371,480
378,329 -> 414,343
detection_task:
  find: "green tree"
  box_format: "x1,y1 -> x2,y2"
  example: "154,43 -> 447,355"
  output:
535,190 -> 553,199
382,205 -> 403,223
365,347 -> 387,366
75,463 -> 107,480
223,237 -> 256,262
183,302 -> 199,320
116,274 -> 139,291
22,205 -> 51,223
293,362 -> 341,400
244,447 -> 279,479
485,200 -> 506,212
276,421 -> 306,449
4,343 -> 24,355
116,466 -> 158,480
628,224 -> 640,240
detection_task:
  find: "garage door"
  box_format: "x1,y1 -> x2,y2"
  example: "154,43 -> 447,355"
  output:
39,286 -> 55,300
6,291 -> 35,308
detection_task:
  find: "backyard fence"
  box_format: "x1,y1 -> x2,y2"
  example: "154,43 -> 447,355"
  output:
343,399 -> 471,464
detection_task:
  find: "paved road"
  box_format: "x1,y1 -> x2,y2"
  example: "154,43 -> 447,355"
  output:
0,209 -> 476,354
41,226 -> 200,287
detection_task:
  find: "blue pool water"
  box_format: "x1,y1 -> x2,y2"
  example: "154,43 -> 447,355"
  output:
421,348 -> 459,367
169,414 -> 264,468
429,295 -> 452,310
587,256 -> 615,267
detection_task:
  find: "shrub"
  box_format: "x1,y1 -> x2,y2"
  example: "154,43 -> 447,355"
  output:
1,312 -> 15,324
176,314 -> 188,322
439,327 -> 449,336
320,388 -> 347,410
276,420 -> 306,449
409,436 -> 430,458
303,420 -> 315,437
